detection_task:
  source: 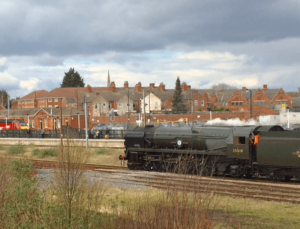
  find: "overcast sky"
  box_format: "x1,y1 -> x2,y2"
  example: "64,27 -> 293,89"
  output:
1,0 -> 300,98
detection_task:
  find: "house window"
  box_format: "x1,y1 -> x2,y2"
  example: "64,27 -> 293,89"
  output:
119,103 -> 123,107
195,100 -> 198,106
155,102 -> 159,107
95,103 -> 99,109
45,120 -> 48,129
31,120 -> 35,128
103,103 -> 106,107
201,100 -> 204,106
54,98 -> 58,102
48,105 -> 52,107
66,120 -> 69,127
58,119 -> 61,128
239,102 -> 243,106
48,98 -> 52,102
232,102 -> 235,106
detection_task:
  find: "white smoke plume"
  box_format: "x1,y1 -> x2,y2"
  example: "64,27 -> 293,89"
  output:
205,118 -> 259,126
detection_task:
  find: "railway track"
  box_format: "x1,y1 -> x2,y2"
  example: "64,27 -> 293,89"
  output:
16,158 -> 300,204
31,159 -> 128,171
94,168 -> 300,204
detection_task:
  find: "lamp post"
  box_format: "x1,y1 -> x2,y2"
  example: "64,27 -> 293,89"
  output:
56,107 -> 63,150
126,88 -> 130,124
143,90 -> 146,127
84,96 -> 89,149
246,88 -> 253,119
26,113 -> 30,129
77,112 -> 80,132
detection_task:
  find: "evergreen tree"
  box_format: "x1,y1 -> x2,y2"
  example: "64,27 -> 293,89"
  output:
172,77 -> 186,113
0,90 -> 9,108
60,68 -> 85,88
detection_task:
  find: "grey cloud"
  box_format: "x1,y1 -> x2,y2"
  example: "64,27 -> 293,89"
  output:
1,0 -> 300,56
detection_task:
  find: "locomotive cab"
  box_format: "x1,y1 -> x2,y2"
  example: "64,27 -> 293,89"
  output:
226,126 -> 256,160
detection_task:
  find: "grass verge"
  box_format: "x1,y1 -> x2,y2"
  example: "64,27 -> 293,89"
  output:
7,144 -> 26,155
32,148 -> 57,158
95,148 -> 109,155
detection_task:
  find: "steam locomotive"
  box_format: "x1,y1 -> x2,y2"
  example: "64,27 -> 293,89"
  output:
119,125 -> 300,181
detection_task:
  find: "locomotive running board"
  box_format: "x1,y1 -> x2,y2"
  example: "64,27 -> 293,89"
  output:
127,148 -> 227,156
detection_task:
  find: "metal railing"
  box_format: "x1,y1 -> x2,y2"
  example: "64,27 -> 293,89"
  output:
0,128 -> 132,139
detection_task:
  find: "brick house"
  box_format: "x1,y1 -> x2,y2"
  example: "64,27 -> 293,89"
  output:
0,105 -> 6,111
0,107 -> 85,130
12,90 -> 48,109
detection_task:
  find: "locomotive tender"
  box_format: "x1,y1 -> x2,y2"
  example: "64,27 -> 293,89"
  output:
119,125 -> 300,181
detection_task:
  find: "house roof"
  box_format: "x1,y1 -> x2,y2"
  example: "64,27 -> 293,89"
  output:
78,88 -> 144,104
292,97 -> 300,108
0,107 -> 85,118
287,92 -> 300,97
43,87 -> 87,100
65,97 -> 77,104
42,107 -> 85,116
20,90 -> 48,100
152,90 -> 174,101
263,89 -> 280,101
0,108 -> 41,117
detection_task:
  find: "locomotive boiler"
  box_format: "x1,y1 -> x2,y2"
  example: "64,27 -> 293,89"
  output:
119,125 -> 300,181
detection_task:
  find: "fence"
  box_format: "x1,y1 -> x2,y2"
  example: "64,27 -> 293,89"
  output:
0,127 -> 132,139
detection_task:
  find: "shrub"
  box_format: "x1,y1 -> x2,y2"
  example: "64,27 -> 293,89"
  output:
7,145 -> 26,155
95,148 -> 109,155
213,107 -> 230,112
32,148 -> 57,158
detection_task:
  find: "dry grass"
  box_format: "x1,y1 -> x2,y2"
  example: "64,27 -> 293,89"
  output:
1,141 -> 300,228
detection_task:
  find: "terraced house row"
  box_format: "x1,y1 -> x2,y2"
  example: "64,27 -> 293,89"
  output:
0,81 -> 299,130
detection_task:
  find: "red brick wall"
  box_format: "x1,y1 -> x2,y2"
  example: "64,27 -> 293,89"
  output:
227,90 -> 248,107
272,88 -> 292,107
252,89 -> 271,104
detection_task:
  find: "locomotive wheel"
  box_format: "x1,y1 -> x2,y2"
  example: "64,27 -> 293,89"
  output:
142,161 -> 152,171
180,161 -> 195,174
153,161 -> 167,172
280,176 -> 293,182
128,164 -> 137,170
165,162 -> 175,172
202,161 -> 215,176
196,164 -> 203,176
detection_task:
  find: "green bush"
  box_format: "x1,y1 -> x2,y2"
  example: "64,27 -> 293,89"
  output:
32,148 -> 57,158
95,148 -> 109,155
213,107 -> 230,112
7,145 -> 26,155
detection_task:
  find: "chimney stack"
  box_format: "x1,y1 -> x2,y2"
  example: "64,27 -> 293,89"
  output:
181,82 -> 191,91
110,82 -> 116,93
87,85 -> 92,93
149,83 -> 155,89
124,81 -> 129,88
135,82 -> 142,92
159,82 -> 165,91
263,84 -> 268,91
242,87 -> 246,92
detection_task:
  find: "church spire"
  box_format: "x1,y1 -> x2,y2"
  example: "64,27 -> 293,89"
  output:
107,71 -> 111,87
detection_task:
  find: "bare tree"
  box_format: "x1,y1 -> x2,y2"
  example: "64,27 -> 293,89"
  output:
54,139 -> 90,228
211,83 -> 237,91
